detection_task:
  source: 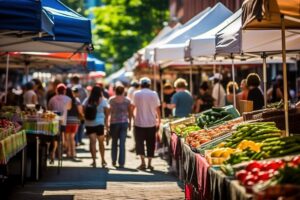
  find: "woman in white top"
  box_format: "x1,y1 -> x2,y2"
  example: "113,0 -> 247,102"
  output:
23,82 -> 38,105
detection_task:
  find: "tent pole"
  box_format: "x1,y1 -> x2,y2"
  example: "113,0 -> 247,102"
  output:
160,68 -> 165,118
262,52 -> 267,108
189,60 -> 193,96
153,64 -> 157,92
281,15 -> 289,136
231,54 -> 236,109
4,53 -> 10,104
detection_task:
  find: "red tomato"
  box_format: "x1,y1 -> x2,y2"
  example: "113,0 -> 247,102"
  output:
292,156 -> 300,165
236,170 -> 248,182
251,168 -> 261,176
246,161 -> 263,172
265,160 -> 284,171
258,171 -> 270,181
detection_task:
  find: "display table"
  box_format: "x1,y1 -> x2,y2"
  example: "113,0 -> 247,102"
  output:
0,130 -> 27,185
22,118 -> 60,180
23,119 -> 59,136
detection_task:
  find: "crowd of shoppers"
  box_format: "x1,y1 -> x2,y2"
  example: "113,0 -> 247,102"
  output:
3,70 -> 280,170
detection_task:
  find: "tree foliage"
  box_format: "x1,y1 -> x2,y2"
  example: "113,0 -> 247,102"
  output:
60,0 -> 85,16
92,0 -> 169,73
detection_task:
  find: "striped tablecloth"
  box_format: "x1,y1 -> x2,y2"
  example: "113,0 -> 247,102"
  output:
23,119 -> 59,136
0,130 -> 27,164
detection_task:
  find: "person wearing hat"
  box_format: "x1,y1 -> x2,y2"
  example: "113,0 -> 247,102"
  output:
132,77 -> 161,171
210,73 -> 226,107
127,80 -> 140,102
164,78 -> 193,117
48,83 -> 72,164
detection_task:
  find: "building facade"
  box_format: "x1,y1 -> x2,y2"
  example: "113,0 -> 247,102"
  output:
169,0 -> 244,23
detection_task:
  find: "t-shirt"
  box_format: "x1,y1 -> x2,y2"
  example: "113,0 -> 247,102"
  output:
108,96 -> 131,124
247,87 -> 264,111
83,98 -> 109,127
67,98 -> 81,124
132,88 -> 160,128
212,83 -> 226,107
48,95 -> 72,126
23,90 -> 37,105
197,92 -> 214,111
171,90 -> 193,117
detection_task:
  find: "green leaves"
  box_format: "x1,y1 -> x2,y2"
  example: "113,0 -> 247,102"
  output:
92,0 -> 169,73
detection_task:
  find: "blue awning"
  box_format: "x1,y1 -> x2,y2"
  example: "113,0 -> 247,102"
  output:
87,55 -> 105,72
0,0 -> 92,52
40,0 -> 92,43
0,0 -> 54,35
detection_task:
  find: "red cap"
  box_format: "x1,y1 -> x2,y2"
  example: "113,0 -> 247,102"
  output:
56,83 -> 67,90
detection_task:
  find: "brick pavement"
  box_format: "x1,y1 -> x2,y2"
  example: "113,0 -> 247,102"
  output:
3,132 -> 184,200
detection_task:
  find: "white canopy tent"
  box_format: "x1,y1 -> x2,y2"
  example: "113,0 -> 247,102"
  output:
144,7 -> 212,63
144,23 -> 183,62
154,3 -> 232,64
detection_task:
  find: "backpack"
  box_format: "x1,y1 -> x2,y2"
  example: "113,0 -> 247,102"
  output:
84,103 -> 97,120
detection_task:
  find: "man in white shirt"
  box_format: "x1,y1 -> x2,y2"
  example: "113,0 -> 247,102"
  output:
210,73 -> 226,107
132,77 -> 161,171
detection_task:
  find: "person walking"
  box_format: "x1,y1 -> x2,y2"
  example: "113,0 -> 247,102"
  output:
48,83 -> 72,164
132,77 -> 161,171
163,78 -> 193,118
70,76 -> 87,147
32,78 -> 46,108
108,84 -> 132,168
162,82 -> 175,117
65,88 -> 84,159
210,73 -> 226,107
83,86 -> 109,168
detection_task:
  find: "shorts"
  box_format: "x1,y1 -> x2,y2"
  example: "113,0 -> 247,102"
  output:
86,125 -> 104,136
65,124 -> 79,134
135,126 -> 156,158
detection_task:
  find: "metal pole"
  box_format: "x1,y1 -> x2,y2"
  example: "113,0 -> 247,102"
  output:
160,69 -> 165,118
36,136 -> 39,180
262,53 -> 268,108
153,64 -> 157,92
281,15 -> 289,136
231,56 -> 236,109
4,54 -> 10,104
189,60 -> 193,96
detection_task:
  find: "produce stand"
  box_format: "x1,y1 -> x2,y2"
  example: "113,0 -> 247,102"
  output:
0,106 -> 61,181
0,128 -> 27,185
162,104 -> 300,200
23,117 -> 60,181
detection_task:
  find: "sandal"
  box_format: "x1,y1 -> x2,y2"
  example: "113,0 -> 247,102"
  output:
90,162 -> 96,168
102,161 -> 107,168
137,164 -> 146,170
147,165 -> 154,171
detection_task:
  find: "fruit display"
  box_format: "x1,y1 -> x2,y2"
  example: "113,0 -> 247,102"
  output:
41,111 -> 57,120
196,107 -> 235,128
185,118 -> 243,149
173,123 -> 200,137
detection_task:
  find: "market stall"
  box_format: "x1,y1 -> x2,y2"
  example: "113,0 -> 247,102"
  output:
162,103 -> 300,200
0,113 -> 27,185
0,105 -> 60,181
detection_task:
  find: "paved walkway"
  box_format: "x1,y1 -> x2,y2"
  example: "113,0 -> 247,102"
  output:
4,132 -> 184,200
